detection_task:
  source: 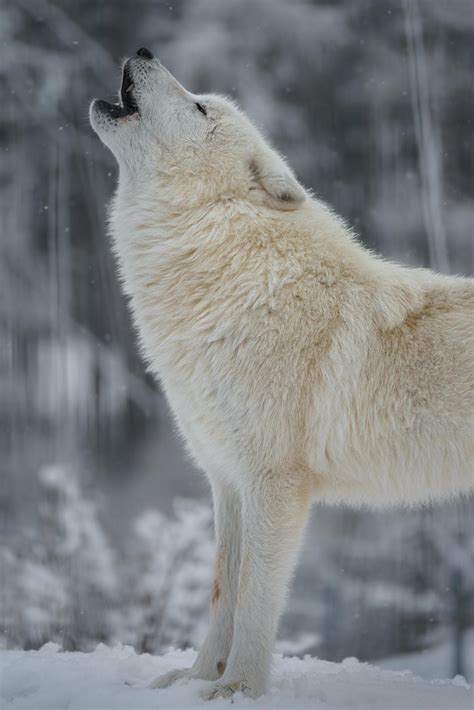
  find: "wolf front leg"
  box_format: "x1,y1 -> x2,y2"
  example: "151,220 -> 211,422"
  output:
191,479 -> 242,678
202,474 -> 312,700
150,480 -> 241,689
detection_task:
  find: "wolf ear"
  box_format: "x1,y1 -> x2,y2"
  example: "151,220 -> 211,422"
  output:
250,151 -> 306,210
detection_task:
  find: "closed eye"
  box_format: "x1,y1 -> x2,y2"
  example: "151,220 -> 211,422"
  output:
195,102 -> 207,116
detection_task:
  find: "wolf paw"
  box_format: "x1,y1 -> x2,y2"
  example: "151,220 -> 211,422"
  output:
149,667 -> 193,689
150,661 -> 225,689
201,680 -> 253,701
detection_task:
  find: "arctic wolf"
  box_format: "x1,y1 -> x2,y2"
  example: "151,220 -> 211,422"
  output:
90,48 -> 473,700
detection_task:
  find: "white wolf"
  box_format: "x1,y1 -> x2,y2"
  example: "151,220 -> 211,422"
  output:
90,48 -> 473,700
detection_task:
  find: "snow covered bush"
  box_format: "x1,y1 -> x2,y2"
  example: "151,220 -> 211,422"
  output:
1,464 -> 118,650
1,467 -> 214,655
118,499 -> 214,653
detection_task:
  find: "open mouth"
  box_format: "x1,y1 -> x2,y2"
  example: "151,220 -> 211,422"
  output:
120,63 -> 139,114
95,61 -> 139,120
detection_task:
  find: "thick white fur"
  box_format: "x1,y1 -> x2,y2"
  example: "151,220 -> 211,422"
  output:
90,56 -> 473,699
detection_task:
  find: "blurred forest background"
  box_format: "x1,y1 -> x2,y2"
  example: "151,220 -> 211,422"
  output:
1,0 -> 473,681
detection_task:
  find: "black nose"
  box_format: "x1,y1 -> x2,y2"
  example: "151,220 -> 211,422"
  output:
136,47 -> 153,60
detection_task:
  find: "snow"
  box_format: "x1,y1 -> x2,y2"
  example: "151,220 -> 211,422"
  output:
1,645 -> 472,710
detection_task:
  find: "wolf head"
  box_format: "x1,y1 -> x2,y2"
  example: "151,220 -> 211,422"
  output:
90,48 -> 305,210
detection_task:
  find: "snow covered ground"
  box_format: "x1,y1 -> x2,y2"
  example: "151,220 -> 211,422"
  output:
1,644 -> 472,710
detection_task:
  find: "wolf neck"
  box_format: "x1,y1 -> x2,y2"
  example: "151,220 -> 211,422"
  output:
109,175 -> 263,372
111,174 -> 245,293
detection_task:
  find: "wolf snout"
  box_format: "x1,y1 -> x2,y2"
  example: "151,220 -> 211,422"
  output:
136,47 -> 154,60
